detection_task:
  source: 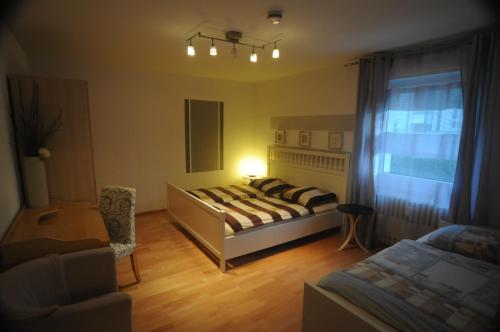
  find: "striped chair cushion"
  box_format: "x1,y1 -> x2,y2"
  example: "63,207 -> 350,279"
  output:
281,187 -> 337,208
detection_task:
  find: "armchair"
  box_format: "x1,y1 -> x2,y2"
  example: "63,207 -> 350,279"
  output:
0,247 -> 132,332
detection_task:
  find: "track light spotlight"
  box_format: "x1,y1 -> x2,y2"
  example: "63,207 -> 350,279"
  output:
272,42 -> 280,59
187,39 -> 195,56
209,39 -> 217,56
250,47 -> 258,63
231,43 -> 237,59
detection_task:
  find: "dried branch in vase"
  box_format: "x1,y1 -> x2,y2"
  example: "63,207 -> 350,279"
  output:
14,80 -> 62,158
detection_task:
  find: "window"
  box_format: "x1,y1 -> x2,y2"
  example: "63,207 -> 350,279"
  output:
374,71 -> 463,209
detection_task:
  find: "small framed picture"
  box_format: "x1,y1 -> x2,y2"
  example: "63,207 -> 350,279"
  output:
275,130 -> 286,144
299,131 -> 311,148
328,131 -> 344,150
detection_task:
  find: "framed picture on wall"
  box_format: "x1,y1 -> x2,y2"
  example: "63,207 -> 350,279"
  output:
299,131 -> 311,148
275,130 -> 286,144
328,131 -> 344,150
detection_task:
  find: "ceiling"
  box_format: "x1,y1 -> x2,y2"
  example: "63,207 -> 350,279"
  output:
7,0 -> 495,82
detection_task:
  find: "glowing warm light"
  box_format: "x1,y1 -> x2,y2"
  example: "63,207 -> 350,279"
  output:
210,39 -> 217,56
250,52 -> 258,63
238,157 -> 266,177
272,47 -> 280,59
187,45 -> 195,56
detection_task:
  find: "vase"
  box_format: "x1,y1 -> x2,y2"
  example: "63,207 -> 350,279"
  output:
22,157 -> 49,207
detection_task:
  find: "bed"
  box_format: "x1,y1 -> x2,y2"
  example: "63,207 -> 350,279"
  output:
302,226 -> 500,332
167,146 -> 350,272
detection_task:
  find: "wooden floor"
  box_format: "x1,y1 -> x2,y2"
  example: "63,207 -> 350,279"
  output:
117,211 -> 371,332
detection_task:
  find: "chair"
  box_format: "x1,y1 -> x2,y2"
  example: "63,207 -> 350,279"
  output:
0,248 -> 132,332
100,185 -> 141,283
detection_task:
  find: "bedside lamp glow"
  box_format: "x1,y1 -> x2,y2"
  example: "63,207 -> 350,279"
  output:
238,157 -> 266,177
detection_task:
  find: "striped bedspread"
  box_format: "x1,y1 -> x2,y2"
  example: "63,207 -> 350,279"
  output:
213,197 -> 312,234
188,185 -> 264,204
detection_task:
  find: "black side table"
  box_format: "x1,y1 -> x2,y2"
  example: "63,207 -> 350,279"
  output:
337,203 -> 374,253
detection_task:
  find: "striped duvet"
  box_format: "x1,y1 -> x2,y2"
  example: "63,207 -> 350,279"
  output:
187,184 -> 337,236
188,185 -> 264,205
213,197 -> 312,235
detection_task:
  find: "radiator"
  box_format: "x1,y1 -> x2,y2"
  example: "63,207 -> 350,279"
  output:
374,195 -> 447,245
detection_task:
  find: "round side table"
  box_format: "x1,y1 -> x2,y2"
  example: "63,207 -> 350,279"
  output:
337,203 -> 374,253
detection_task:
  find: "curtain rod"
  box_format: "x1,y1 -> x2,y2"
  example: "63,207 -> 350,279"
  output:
343,25 -> 498,68
344,60 -> 359,67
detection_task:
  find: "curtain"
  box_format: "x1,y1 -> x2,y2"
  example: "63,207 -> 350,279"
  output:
347,55 -> 392,249
373,47 -> 464,244
448,28 -> 500,228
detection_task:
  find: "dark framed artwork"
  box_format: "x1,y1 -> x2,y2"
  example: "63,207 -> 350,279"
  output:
328,131 -> 344,150
299,131 -> 311,148
185,99 -> 224,173
275,130 -> 286,144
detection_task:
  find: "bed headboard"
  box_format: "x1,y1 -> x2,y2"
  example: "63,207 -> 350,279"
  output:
268,145 -> 350,203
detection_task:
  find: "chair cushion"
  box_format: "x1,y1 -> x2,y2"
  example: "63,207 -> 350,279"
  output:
100,186 -> 136,244
110,243 -> 136,260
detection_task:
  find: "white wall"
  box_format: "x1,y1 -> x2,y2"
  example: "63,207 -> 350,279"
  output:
27,59 -> 359,214
254,65 -> 359,161
0,30 -> 30,238
31,60 -> 257,212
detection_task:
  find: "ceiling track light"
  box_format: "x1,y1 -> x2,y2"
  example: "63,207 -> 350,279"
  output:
185,31 -> 282,62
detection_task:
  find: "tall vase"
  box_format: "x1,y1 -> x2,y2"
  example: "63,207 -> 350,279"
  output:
22,157 -> 49,207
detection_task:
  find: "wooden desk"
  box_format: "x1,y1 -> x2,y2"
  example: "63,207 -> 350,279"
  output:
1,202 -> 110,269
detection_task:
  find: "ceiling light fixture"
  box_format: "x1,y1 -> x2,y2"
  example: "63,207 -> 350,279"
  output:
267,11 -> 283,25
185,31 -> 282,62
272,41 -> 280,59
187,39 -> 195,56
209,39 -> 217,56
250,47 -> 258,63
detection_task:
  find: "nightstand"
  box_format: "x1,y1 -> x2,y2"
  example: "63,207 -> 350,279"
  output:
336,203 -> 374,253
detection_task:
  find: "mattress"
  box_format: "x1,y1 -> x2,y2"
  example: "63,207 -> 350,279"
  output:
318,240 -> 500,332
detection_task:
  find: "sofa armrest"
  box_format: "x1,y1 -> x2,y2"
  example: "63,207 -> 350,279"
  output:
61,247 -> 118,303
48,292 -> 131,332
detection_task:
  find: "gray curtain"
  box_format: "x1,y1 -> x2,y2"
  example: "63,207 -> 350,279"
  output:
448,28 -> 500,228
347,55 -> 392,248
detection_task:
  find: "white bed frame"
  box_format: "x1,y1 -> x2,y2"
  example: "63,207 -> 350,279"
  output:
302,222 -> 452,332
167,146 -> 350,272
302,282 -> 397,332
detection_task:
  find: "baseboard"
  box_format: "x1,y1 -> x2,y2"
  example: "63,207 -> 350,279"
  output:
136,208 -> 167,216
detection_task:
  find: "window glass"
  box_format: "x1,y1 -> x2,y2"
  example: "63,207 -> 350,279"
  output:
374,71 -> 463,209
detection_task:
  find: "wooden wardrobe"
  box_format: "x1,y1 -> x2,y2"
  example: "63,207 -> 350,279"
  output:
8,76 -> 97,203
